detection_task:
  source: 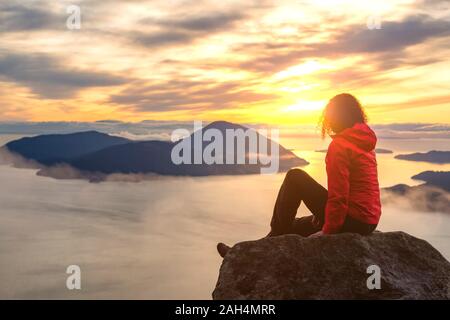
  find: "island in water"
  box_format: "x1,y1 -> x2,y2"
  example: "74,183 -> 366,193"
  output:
395,150 -> 450,164
2,121 -> 308,181
382,170 -> 449,213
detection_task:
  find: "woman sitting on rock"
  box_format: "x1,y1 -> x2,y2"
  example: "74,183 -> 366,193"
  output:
218,93 -> 382,257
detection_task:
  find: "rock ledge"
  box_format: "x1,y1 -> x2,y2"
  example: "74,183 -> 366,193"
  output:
212,232 -> 450,300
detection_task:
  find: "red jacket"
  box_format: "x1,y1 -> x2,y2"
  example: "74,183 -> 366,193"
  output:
322,123 -> 381,234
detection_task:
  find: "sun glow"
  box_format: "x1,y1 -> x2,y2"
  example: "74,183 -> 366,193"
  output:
273,60 -> 331,80
282,100 -> 326,113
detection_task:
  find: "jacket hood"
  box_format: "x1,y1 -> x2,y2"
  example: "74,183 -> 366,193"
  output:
334,123 -> 377,152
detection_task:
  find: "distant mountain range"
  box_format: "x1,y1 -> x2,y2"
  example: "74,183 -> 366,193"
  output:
315,148 -> 393,154
395,151 -> 450,164
4,121 -> 308,178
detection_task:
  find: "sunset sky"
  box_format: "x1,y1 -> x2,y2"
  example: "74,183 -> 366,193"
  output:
0,0 -> 449,125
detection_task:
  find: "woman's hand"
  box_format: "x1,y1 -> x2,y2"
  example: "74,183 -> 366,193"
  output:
309,231 -> 323,238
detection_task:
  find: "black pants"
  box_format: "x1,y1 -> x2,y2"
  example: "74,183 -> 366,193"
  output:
270,169 -> 377,237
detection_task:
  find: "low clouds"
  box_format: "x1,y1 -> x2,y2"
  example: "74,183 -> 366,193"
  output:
382,185 -> 450,213
237,14 -> 450,74
0,53 -> 129,99
0,3 -> 63,32
329,14 -> 450,54
133,31 -> 194,47
371,123 -> 450,139
109,79 -> 277,112
0,120 -> 193,139
372,94 -> 450,113
151,12 -> 244,32
0,121 -> 448,141
134,12 -> 245,47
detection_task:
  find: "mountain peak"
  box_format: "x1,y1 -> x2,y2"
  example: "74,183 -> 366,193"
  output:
204,121 -> 247,131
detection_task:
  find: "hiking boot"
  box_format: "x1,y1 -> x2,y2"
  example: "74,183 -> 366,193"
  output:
216,242 -> 231,258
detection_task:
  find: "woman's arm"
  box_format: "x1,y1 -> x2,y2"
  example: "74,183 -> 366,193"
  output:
322,141 -> 350,234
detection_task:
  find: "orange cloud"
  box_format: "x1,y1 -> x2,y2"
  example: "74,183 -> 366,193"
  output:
0,0 -> 449,124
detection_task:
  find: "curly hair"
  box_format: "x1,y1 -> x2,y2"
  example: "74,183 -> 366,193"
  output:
320,93 -> 367,138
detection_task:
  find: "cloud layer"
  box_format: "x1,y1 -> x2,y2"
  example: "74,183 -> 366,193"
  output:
0,0 -> 449,123
0,52 -> 128,98
0,121 -> 448,141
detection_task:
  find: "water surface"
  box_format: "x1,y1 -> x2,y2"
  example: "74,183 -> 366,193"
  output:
0,135 -> 449,299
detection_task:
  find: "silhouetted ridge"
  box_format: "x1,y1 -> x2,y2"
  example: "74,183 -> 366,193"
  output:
203,121 -> 247,132
71,140 -> 177,175
412,171 -> 450,191
6,131 -> 129,166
